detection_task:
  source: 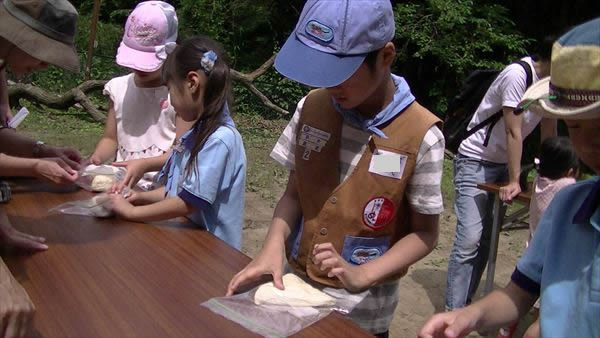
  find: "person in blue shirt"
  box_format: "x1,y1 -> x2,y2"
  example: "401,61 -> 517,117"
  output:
108,36 -> 247,250
419,17 -> 600,338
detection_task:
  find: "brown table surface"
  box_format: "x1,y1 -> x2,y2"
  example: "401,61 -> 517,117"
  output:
1,179 -> 371,338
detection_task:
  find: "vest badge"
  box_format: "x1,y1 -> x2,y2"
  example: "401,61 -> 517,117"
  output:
363,196 -> 396,229
298,124 -> 331,160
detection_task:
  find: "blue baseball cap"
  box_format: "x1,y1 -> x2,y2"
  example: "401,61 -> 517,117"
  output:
275,0 -> 395,88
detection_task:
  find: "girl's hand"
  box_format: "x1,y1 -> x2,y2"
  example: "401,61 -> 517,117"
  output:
226,242 -> 286,296
106,193 -> 135,219
87,154 -> 102,166
33,158 -> 78,184
112,159 -> 148,191
312,242 -> 370,292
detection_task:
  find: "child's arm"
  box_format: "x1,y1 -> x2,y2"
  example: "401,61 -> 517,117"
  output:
226,171 -> 302,296
112,113 -> 194,190
108,188 -> 197,223
0,256 -> 36,337
312,209 -> 439,292
128,186 -> 166,205
89,99 -> 118,164
418,281 -> 536,338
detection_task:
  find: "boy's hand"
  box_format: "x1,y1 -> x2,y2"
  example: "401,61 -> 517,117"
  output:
312,242 -> 370,292
33,159 -> 78,184
226,243 -> 285,296
112,159 -> 148,191
106,193 -> 135,219
418,308 -> 479,338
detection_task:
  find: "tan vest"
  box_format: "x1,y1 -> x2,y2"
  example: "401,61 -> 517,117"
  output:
290,88 -> 441,287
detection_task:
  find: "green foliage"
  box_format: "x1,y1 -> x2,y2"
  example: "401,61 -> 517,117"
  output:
233,68 -> 307,119
393,0 -> 532,113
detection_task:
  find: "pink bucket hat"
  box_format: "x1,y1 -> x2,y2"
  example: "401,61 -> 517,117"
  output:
116,1 -> 178,72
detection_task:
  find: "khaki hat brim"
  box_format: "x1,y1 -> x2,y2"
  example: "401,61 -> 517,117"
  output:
519,77 -> 600,120
0,4 -> 79,73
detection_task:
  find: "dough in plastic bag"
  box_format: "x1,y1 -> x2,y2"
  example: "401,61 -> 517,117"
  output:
254,273 -> 336,307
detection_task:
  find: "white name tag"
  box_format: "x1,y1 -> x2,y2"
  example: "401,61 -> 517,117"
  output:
369,150 -> 407,180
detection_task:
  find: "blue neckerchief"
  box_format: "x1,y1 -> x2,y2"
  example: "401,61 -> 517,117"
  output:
333,74 -> 415,138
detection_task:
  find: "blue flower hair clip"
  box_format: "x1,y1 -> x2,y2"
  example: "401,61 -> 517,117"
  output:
200,50 -> 217,75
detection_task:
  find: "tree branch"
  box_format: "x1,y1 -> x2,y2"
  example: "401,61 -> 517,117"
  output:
6,53 -> 289,119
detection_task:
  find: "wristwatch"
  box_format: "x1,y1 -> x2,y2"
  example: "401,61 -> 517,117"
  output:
32,140 -> 45,157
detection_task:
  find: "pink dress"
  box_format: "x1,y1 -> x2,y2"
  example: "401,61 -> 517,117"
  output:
528,176 -> 576,246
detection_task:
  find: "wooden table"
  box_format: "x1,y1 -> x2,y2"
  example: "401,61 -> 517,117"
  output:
477,182 -> 531,296
1,179 -> 371,338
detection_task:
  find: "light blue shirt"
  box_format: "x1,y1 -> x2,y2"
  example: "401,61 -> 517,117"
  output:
158,118 -> 247,250
513,177 -> 600,338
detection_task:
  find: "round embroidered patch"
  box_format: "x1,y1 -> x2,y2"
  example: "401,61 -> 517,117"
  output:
362,197 -> 396,229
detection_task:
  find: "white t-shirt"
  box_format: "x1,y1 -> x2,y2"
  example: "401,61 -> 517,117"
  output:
458,57 -> 541,164
103,74 -> 177,162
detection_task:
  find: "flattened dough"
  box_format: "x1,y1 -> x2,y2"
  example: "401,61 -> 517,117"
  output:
254,273 -> 335,307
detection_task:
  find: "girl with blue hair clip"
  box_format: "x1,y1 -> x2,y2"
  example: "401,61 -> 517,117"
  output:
107,36 -> 247,250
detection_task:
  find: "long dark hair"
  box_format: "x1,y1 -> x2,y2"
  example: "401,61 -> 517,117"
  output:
162,36 -> 233,173
538,136 -> 579,179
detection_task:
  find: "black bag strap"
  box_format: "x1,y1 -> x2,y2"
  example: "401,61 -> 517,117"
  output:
466,60 -> 534,146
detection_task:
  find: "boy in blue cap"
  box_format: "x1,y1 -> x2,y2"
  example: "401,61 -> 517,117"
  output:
227,0 -> 444,335
419,17 -> 600,338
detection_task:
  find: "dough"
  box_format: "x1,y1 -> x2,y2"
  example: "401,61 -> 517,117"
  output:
254,273 -> 336,307
90,174 -> 115,192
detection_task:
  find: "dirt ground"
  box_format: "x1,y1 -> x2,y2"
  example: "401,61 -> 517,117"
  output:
241,190 -> 534,338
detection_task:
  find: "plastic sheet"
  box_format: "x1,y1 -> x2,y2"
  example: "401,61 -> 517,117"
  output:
202,275 -> 364,337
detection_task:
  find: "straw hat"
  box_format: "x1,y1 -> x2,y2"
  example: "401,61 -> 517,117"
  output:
0,0 -> 79,72
518,18 -> 600,120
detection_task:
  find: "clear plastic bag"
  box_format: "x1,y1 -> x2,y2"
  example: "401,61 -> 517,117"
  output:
49,193 -> 113,218
48,188 -> 131,218
75,164 -> 126,192
201,275 -> 364,337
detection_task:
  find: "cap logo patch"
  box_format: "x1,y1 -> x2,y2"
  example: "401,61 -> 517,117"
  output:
350,247 -> 382,265
363,197 -> 396,229
305,20 -> 334,43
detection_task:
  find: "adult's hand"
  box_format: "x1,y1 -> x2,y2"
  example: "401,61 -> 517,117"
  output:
33,158 -> 78,184
0,271 -> 35,338
0,220 -> 47,251
0,105 -> 12,128
499,181 -> 521,202
42,146 -> 83,170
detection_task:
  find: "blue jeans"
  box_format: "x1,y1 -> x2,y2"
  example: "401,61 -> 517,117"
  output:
445,154 -> 507,310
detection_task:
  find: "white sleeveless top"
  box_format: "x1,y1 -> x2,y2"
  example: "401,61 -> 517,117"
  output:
103,74 -> 177,162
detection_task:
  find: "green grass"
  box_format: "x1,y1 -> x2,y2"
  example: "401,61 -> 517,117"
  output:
16,99 -> 104,156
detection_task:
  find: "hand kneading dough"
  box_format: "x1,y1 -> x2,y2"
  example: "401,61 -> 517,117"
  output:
254,273 -> 335,307
91,175 -> 115,192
